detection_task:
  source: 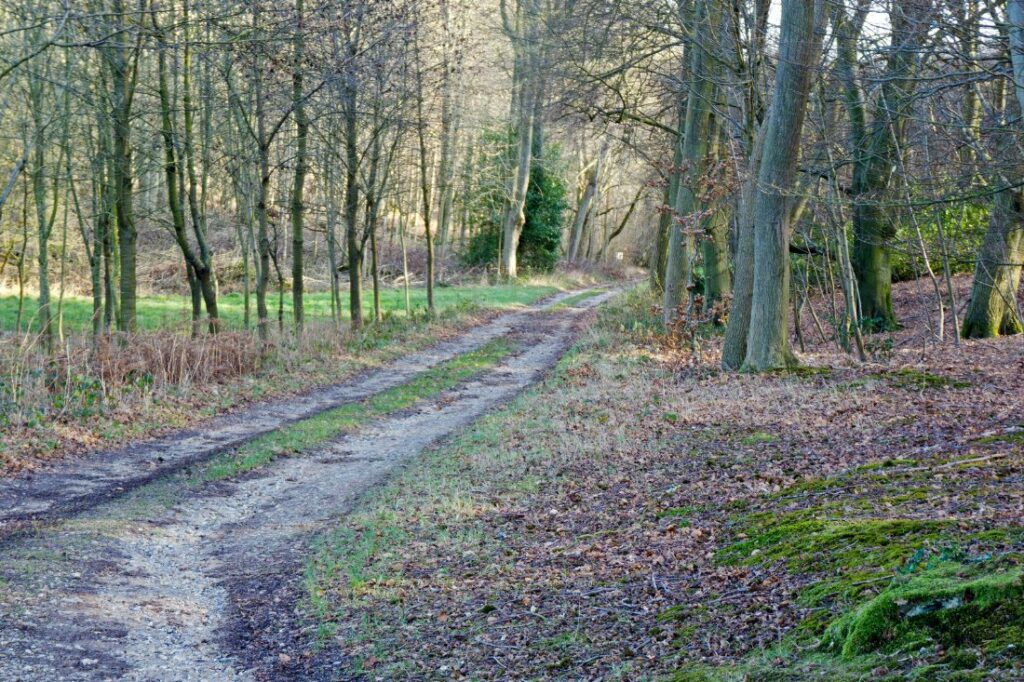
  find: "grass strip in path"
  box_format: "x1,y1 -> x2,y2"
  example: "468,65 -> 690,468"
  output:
201,337 -> 516,481
551,288 -> 608,309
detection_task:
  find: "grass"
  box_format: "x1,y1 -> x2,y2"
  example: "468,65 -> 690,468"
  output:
1,277 -> 593,472
552,289 -> 606,309
0,284 -> 558,334
301,288 -> 656,672
201,337 -> 516,481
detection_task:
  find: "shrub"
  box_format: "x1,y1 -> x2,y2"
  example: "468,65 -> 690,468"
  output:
463,127 -> 568,273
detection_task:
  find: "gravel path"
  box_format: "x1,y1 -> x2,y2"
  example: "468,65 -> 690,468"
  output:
0,288 -> 591,538
0,288 -> 616,681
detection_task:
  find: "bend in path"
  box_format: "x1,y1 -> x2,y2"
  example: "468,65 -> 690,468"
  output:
0,289 -> 618,681
0,287 -> 601,537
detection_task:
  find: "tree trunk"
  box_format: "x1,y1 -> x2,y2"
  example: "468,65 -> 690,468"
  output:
961,0 -> 1024,338
962,188 -> 1024,337
344,81 -> 363,330
651,114 -> 683,293
845,0 -> 929,331
499,0 -> 539,279
107,0 -> 138,333
742,0 -> 825,371
568,144 -> 605,262
663,0 -> 720,325
290,0 -> 308,332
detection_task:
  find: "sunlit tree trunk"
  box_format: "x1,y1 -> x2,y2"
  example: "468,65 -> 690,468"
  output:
962,0 -> 1024,338
663,0 -> 720,324
741,0 -> 825,371
499,0 -> 539,279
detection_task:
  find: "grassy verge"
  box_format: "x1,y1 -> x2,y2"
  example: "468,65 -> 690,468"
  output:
302,284 -> 1024,680
200,337 -> 515,481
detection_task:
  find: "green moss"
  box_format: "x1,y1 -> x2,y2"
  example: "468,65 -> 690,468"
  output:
822,565 -> 1024,658
719,517 -> 949,575
667,667 -> 733,682
879,369 -> 971,391
974,429 -> 1024,445
767,365 -> 834,379
740,431 -> 776,446
656,506 -> 699,521
855,458 -> 917,471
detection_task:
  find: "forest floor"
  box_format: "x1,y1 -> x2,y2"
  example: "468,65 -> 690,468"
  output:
303,275 -> 1024,681
0,285 -> 618,680
1,275 -> 1021,682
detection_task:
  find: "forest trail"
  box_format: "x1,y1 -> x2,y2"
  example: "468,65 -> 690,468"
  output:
0,287 -> 618,681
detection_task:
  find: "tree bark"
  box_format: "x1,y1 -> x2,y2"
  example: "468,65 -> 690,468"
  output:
961,0 -> 1024,337
741,0 -> 825,371
663,0 -> 720,324
962,188 -> 1024,337
844,0 -> 930,330
290,0 -> 308,332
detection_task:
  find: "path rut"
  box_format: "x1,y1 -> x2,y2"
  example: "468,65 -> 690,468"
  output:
0,288 -> 616,681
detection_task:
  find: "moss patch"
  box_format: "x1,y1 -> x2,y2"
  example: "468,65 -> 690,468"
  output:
878,368 -> 971,391
823,565 -> 1024,658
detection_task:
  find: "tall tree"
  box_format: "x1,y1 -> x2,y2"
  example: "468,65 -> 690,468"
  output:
841,0 -> 932,330
962,0 -> 1024,338
727,0 -> 826,371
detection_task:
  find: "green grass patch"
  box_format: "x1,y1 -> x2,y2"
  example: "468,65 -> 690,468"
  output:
552,289 -> 605,309
202,337 -> 515,480
739,431 -> 776,446
878,368 -> 971,391
0,284 -> 558,334
974,428 -> 1024,445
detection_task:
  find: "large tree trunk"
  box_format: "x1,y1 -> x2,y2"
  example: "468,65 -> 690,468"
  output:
702,120 -> 732,308
435,0 -> 461,282
499,0 -> 540,279
568,143 -> 605,262
29,72 -> 54,353
344,82 -> 363,330
961,0 -> 1024,337
742,0 -> 825,371
650,113 -> 683,292
962,188 -> 1024,337
844,0 -> 929,330
501,85 -> 534,278
107,0 -> 138,333
180,1 -> 218,333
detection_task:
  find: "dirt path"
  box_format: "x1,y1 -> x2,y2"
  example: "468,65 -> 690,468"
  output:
0,288 -> 617,681
0,288 -> 598,538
